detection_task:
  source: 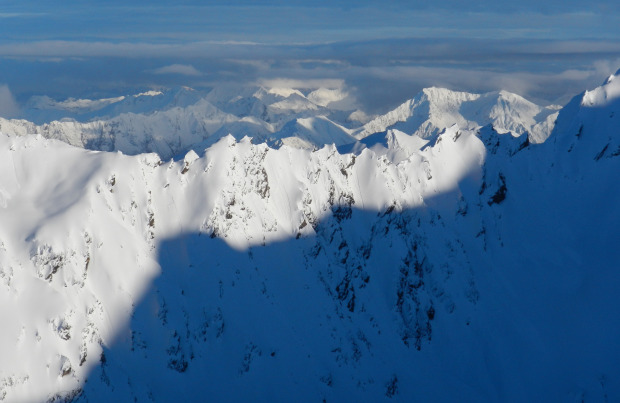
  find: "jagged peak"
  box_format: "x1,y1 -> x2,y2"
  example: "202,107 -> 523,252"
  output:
357,86 -> 548,141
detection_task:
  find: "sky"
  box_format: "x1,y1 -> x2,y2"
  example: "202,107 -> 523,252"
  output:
1,1 -> 620,116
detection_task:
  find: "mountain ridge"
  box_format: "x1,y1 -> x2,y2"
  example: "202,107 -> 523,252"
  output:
0,75 -> 618,401
356,86 -> 559,144
2,85 -> 559,159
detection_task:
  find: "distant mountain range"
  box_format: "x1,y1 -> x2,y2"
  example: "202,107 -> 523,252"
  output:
2,84 -> 559,159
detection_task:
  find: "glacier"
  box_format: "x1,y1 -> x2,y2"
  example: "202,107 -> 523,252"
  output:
0,74 -> 618,401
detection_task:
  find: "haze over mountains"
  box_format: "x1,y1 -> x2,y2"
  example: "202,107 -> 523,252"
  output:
0,72 -> 618,401
1,83 -> 559,159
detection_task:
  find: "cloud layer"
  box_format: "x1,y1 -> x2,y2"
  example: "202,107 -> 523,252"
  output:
1,39 -> 619,114
1,2 -> 620,113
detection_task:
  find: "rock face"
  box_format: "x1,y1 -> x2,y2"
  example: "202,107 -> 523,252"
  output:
0,74 -> 618,401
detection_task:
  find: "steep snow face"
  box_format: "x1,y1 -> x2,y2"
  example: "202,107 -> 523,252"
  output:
1,77 -> 618,401
551,69 -> 620,169
581,71 -> 620,107
0,73 -> 619,401
0,134 -> 162,402
529,105 -> 561,143
0,126 -> 488,401
357,87 -> 557,143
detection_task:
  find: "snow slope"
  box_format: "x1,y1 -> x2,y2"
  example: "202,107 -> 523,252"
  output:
0,76 -> 618,401
551,71 -> 620,165
267,116 -> 356,149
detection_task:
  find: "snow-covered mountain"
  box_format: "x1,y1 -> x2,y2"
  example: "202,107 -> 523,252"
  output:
21,88 -> 203,124
3,85 -> 363,159
2,85 -> 559,160
356,87 -> 560,143
266,116 -> 355,149
0,74 -> 618,401
1,93 -> 239,159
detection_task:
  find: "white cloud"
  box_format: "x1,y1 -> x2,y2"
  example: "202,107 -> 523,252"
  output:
592,58 -> 620,77
0,85 -> 20,118
151,64 -> 202,76
0,37 -> 618,115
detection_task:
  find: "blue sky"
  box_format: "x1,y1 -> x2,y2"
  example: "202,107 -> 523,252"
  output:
1,1 -> 620,115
